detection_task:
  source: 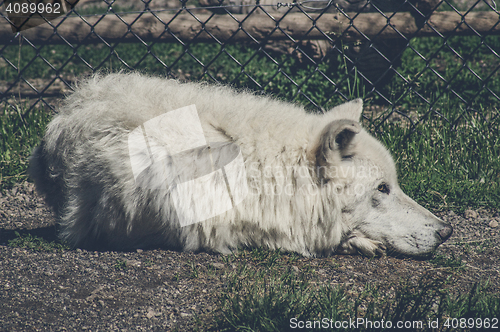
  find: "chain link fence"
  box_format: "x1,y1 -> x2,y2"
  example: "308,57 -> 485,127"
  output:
0,0 -> 499,131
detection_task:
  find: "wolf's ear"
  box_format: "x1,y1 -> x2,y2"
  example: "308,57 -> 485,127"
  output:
327,98 -> 363,122
313,119 -> 361,172
322,120 -> 361,155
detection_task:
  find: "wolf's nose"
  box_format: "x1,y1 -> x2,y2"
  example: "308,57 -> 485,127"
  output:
437,224 -> 453,241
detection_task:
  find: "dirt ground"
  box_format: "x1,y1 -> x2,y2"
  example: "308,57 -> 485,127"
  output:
0,181 -> 499,331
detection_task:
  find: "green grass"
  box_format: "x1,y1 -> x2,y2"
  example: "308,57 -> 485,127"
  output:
376,111 -> 500,213
0,41 -> 356,108
7,231 -> 70,251
2,33 -> 498,108
114,259 -> 128,270
0,105 -> 51,188
212,256 -> 499,332
429,253 -> 465,270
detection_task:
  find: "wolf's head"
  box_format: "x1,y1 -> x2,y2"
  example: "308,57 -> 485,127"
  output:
309,99 -> 453,257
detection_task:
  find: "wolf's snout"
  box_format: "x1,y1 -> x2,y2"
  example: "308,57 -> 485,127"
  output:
437,224 -> 453,242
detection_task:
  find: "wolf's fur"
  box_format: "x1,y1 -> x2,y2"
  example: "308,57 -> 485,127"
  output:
30,73 -> 452,257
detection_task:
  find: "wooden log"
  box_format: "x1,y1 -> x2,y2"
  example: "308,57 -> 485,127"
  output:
0,10 -> 499,45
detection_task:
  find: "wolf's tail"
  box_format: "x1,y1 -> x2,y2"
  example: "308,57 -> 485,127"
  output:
29,142 -> 65,215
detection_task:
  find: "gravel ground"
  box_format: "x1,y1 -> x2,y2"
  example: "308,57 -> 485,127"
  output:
1,181 -> 499,331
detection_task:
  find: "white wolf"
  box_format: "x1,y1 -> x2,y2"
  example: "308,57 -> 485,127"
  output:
30,73 -> 452,257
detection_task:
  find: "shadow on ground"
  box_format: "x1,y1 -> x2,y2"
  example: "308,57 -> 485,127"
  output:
0,225 -> 59,245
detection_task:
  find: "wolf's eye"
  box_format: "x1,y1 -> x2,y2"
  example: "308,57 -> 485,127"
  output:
377,183 -> 390,194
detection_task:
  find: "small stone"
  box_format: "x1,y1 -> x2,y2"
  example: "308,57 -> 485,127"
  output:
212,262 -> 225,269
464,209 -> 478,219
489,220 -> 498,228
146,308 -> 156,319
125,259 -> 141,267
136,249 -> 143,253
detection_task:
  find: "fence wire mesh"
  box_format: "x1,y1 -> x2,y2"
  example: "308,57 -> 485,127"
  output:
0,0 -> 499,132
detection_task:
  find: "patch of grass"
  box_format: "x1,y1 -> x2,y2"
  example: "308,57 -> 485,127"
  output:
375,110 -> 500,213
143,259 -> 154,267
430,253 -> 465,270
287,252 -> 302,264
3,34 -> 498,109
443,280 -> 500,320
0,41 -> 361,109
114,259 -> 127,270
221,248 -> 296,269
450,238 -> 496,255
7,231 -> 69,252
0,105 -> 52,190
213,269 -> 499,331
248,248 -> 284,268
329,258 -> 340,269
215,267 -> 319,331
475,239 -> 496,253
188,261 -> 200,278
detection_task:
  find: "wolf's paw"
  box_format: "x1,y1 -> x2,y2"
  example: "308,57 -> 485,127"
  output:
337,234 -> 386,257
